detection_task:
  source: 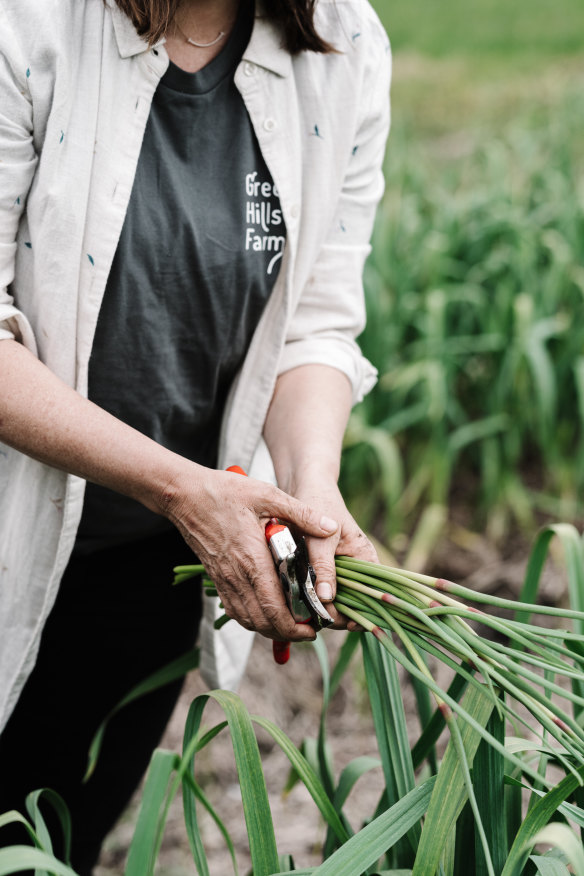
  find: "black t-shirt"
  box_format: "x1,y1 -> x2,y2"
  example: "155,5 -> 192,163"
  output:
76,4 -> 285,552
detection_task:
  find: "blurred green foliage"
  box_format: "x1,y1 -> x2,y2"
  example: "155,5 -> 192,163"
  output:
371,0 -> 584,58
343,2 -> 584,555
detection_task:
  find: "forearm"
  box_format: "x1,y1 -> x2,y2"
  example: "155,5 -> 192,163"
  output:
0,340 -> 339,640
263,364 -> 375,621
0,339 -> 183,512
263,364 -> 352,493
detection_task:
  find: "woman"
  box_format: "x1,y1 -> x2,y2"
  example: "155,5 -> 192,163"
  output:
0,0 -> 390,868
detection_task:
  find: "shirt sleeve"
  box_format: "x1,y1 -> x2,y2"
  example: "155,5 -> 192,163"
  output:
0,6 -> 38,348
279,19 -> 391,404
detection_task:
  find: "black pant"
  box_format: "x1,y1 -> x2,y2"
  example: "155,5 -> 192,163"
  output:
0,527 -> 202,874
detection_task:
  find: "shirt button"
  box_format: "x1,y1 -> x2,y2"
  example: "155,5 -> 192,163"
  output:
290,204 -> 300,219
243,61 -> 255,76
263,118 -> 277,132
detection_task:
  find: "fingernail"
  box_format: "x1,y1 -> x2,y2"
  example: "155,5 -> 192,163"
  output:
319,515 -> 338,533
317,582 -> 333,601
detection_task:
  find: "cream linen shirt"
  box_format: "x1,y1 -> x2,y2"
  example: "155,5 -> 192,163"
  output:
0,0 -> 390,731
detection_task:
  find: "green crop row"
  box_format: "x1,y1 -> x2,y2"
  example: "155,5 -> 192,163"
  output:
341,86 -> 584,552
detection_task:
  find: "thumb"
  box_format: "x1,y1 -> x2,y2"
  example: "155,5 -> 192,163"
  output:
272,492 -> 338,541
306,536 -> 338,603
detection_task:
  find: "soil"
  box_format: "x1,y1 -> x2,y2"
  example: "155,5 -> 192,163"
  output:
94,524 -> 569,876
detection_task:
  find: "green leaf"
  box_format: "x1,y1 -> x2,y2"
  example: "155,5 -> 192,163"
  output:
24,789 -> 72,866
125,748 -> 178,876
441,823 -> 456,876
473,704 -> 507,875
330,632 -> 361,699
150,719 -> 231,872
529,854 -> 571,875
504,776 -> 584,829
412,684 -> 495,876
504,738 -> 569,758
311,635 -> 336,800
0,847 -> 79,876
311,778 -> 436,876
453,800 -> 475,876
182,752 -> 211,876
369,871 -> 413,875
362,635 -> 418,863
504,778 -> 523,862
252,716 -> 349,846
411,672 -> 468,769
334,757 -> 382,812
84,648 -> 199,780
502,764 -> 584,876
323,756 -> 382,859
0,812 -> 39,847
361,636 -> 399,805
181,691 -> 280,876
516,524 -> 584,631
181,770 -> 238,875
363,636 -> 417,799
528,824 -> 584,876
409,653 -> 438,773
282,737 -> 319,798
275,870 -> 315,876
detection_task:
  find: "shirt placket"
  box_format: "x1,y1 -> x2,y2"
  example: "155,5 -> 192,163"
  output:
219,63 -> 302,469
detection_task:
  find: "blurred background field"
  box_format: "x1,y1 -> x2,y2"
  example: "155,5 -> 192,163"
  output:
341,0 -> 584,567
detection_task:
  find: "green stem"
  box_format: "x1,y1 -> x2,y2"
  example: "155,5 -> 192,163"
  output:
335,603 -> 562,790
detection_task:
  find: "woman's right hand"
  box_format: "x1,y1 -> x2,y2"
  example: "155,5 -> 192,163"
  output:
0,342 -> 337,641
157,465 -> 339,641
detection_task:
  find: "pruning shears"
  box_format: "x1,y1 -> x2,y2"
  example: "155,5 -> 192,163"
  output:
226,465 -> 334,664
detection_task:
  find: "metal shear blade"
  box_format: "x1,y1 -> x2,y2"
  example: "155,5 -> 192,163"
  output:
281,539 -> 334,630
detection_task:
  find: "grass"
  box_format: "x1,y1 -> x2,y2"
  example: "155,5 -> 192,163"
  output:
372,0 -> 584,60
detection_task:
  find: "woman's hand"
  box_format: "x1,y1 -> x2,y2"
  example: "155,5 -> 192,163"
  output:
290,473 -> 378,630
159,464 -> 339,641
262,363 -> 378,632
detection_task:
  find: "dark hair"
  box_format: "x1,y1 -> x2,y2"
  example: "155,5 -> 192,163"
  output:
112,0 -> 336,54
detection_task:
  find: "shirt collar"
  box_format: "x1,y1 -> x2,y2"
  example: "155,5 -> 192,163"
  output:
109,0 -> 291,76
109,1 -> 152,58
242,4 -> 292,78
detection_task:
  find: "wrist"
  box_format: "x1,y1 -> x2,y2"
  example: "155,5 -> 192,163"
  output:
136,452 -> 203,522
283,460 -> 341,497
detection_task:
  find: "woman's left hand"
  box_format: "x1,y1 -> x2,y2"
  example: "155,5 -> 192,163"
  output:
291,475 -> 378,630
263,364 -> 378,631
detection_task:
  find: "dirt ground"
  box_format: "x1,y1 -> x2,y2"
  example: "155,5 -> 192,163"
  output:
95,525 -> 568,876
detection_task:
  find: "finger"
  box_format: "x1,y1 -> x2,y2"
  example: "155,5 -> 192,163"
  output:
232,549 -> 316,642
325,601 -> 352,630
204,544 -> 276,635
338,531 -> 379,564
257,487 -> 338,540
212,575 -> 256,630
253,573 -> 317,642
305,535 -> 338,603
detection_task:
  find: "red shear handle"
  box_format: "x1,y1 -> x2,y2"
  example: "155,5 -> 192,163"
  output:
226,465 -> 291,665
265,518 -> 287,543
226,464 -> 247,477
272,641 -> 291,664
